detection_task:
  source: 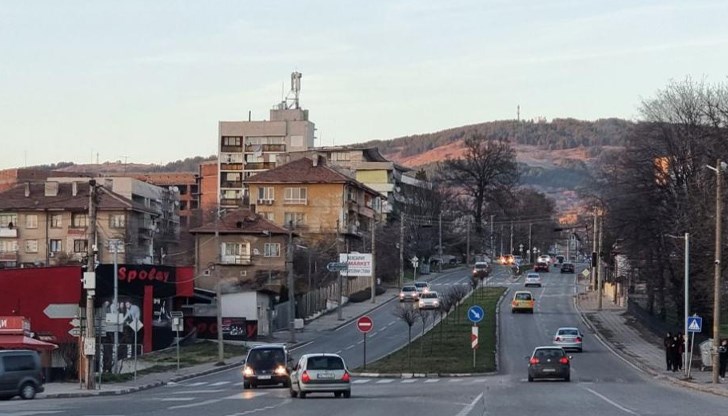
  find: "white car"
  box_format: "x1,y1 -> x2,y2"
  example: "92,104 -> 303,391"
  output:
524,273 -> 542,287
289,353 -> 351,399
417,291 -> 440,309
537,254 -> 551,264
414,281 -> 430,294
553,327 -> 583,352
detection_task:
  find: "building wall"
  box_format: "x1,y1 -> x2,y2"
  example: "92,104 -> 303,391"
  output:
0,168 -> 50,193
221,292 -> 258,321
198,161 -> 218,219
251,183 -> 345,233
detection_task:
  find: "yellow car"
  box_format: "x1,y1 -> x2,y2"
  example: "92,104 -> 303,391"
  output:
511,291 -> 535,314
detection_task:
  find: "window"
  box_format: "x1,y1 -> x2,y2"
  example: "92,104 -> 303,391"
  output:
284,187 -> 307,204
264,243 -> 281,257
107,239 -> 125,253
71,213 -> 88,228
25,240 -> 38,253
220,242 -> 250,264
0,240 -> 18,252
50,239 -> 62,253
223,242 -> 243,256
257,187 -> 274,201
222,136 -> 242,146
50,214 -> 62,228
260,212 -> 275,221
331,151 -> 350,161
284,212 -> 305,227
2,355 -> 36,372
0,214 -> 17,228
25,214 -> 38,229
110,214 -> 125,228
73,239 -> 88,253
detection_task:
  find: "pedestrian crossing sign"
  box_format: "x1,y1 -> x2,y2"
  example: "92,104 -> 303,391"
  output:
687,316 -> 702,333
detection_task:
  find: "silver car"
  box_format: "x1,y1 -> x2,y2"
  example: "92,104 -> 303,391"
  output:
414,281 -> 430,294
289,353 -> 351,399
553,327 -> 583,352
399,285 -> 419,302
417,291 -> 440,310
524,273 -> 542,287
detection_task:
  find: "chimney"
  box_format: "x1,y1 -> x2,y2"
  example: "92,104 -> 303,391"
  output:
312,156 -> 319,167
72,182 -> 78,196
44,181 -> 59,197
24,182 -> 30,197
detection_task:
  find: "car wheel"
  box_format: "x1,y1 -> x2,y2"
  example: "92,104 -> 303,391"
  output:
289,388 -> 298,398
250,382 -> 257,389
343,390 -> 351,398
299,392 -> 307,399
243,381 -> 250,389
19,383 -> 36,400
528,375 -> 533,382
334,392 -> 342,398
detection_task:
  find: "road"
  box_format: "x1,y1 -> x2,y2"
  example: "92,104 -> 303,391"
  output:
3,264 -> 727,415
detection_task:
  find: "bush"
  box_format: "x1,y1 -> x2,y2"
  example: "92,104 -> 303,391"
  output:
348,286 -> 386,303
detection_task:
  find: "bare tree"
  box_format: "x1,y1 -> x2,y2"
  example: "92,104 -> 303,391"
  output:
393,305 -> 419,371
449,284 -> 470,323
418,308 -> 432,354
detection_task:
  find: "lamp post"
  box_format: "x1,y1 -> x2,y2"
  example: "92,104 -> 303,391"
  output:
666,233 -> 690,378
707,159 -> 725,384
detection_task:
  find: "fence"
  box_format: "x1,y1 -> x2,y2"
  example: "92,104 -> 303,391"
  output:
271,275 -> 371,331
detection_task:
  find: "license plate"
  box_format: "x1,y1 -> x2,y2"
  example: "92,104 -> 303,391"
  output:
258,375 -> 271,380
542,368 -> 556,373
317,372 -> 335,379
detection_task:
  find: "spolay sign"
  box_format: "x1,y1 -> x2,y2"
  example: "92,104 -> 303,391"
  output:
339,253 -> 372,277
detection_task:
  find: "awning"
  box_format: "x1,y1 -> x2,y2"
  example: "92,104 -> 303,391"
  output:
0,335 -> 58,351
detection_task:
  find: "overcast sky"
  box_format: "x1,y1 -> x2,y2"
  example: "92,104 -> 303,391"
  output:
1,0 -> 727,169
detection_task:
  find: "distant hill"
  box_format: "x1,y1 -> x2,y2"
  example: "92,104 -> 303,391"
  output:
31,156 -> 216,175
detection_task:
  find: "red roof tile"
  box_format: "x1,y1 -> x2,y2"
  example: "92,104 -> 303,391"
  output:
189,209 -> 291,235
0,182 -> 134,211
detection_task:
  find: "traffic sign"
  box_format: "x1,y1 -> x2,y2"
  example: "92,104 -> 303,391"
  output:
43,303 -> 77,319
467,305 -> 485,324
581,269 -> 590,278
471,326 -> 479,349
68,328 -> 81,337
687,316 -> 702,333
327,262 -> 348,272
69,318 -> 81,328
128,319 -> 143,332
357,316 -> 374,333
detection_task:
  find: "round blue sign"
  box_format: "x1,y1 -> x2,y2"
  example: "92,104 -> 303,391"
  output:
467,305 -> 485,323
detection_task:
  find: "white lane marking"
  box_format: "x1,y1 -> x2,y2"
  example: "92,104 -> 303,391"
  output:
223,392 -> 268,399
345,344 -> 355,350
169,398 -> 221,410
290,340 -> 314,350
448,378 -> 464,383
187,381 -> 208,386
335,350 -> 342,354
388,321 -> 396,326
584,387 -> 640,415
210,381 -> 230,386
424,379 -> 440,383
234,381 -> 245,386
0,412 -> 63,416
170,389 -> 225,394
357,340 -> 364,344
401,379 -> 417,383
222,399 -> 291,415
161,398 -> 196,402
352,379 -> 371,384
375,379 -> 394,383
455,392 -> 483,416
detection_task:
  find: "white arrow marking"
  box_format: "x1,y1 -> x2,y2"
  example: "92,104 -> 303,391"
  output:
43,304 -> 77,319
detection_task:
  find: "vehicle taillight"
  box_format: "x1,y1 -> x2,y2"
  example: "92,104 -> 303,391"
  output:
301,371 -> 310,384
559,357 -> 569,364
342,371 -> 350,382
576,337 -> 582,342
529,357 -> 539,365
555,337 -> 561,342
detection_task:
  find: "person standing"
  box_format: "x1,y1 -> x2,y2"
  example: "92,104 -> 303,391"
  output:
676,332 -> 685,371
664,332 -> 673,371
719,339 -> 728,380
669,334 -> 681,372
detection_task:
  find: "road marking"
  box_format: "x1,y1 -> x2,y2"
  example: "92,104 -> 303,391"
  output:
170,389 -> 225,394
352,379 -> 371,384
0,412 -> 63,416
376,379 -> 394,383
448,378 -> 464,383
224,392 -> 268,400
424,379 -> 440,383
234,381 -> 245,386
345,344 -> 355,350
222,399 -> 291,416
388,321 -> 396,326
335,349 -> 342,354
187,381 -> 208,386
455,392 -> 483,416
210,381 -> 231,386
290,340 -> 314,350
401,379 -> 417,383
357,340 -> 364,344
161,397 -> 196,402
584,387 -> 640,415
168,398 -> 221,410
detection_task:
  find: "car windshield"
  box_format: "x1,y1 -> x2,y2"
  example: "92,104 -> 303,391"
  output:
535,349 -> 565,359
527,274 -> 539,279
558,329 -> 579,336
402,287 -> 416,292
475,264 -> 487,269
515,293 -> 532,300
248,348 -> 285,366
415,282 -> 428,288
421,292 -> 438,299
307,356 -> 345,370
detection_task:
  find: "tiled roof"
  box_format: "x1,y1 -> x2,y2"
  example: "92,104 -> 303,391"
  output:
244,157 -> 354,184
189,209 -> 291,235
0,182 -> 133,211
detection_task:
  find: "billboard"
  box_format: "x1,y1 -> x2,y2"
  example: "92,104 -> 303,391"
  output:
339,253 -> 372,277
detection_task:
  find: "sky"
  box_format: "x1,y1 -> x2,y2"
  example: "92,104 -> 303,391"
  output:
1,0 -> 727,170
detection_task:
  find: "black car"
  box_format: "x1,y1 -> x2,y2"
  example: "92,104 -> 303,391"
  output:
561,263 -> 575,273
0,350 -> 45,400
534,262 -> 549,272
243,344 -> 293,388
527,346 -> 571,382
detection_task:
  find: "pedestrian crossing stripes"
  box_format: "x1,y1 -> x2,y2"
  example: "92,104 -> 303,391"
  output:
169,377 -> 495,389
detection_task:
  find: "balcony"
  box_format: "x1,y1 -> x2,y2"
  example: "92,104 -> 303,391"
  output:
220,254 -> 252,265
220,198 -> 241,207
245,143 -> 286,152
244,162 -> 276,171
221,181 -> 243,188
220,163 -> 244,171
221,145 -> 243,153
0,228 -> 18,238
0,252 -> 18,262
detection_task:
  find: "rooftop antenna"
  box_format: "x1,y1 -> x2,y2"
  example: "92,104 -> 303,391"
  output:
274,71 -> 303,110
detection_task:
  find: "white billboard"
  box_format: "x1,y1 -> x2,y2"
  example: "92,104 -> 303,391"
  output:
339,253 -> 372,277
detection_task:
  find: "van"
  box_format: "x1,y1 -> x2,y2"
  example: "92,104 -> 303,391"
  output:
0,350 -> 44,400
242,344 -> 293,389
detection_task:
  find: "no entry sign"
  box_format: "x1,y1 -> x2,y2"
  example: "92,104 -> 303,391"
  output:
357,316 -> 374,333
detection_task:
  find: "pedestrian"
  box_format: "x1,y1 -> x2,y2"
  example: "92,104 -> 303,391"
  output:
670,334 -> 681,372
719,339 -> 728,380
663,332 -> 673,371
676,331 -> 685,371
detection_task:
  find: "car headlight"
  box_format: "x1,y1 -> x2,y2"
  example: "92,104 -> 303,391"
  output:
243,365 -> 254,376
274,365 -> 288,376
433,301 -> 439,306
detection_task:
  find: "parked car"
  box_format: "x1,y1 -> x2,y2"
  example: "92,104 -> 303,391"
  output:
399,285 -> 419,302
414,281 -> 430,294
472,262 -> 490,279
0,350 -> 44,400
418,291 -> 440,309
534,262 -> 549,272
289,353 -> 351,399
524,273 -> 542,287
242,344 -> 293,389
553,327 -> 583,352
527,346 -> 571,382
561,263 -> 575,273
511,291 -> 535,313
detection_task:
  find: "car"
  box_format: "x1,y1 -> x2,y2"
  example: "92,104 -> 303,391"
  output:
561,263 -> 575,273
472,262 -> 490,279
553,327 -> 583,352
399,285 -> 419,302
0,350 -> 45,400
289,353 -> 351,399
413,281 -> 430,294
537,254 -> 551,264
417,291 -> 440,309
511,290 -> 535,313
242,344 -> 293,389
527,346 -> 571,382
534,262 -> 549,272
513,255 -> 523,265
524,273 -> 542,287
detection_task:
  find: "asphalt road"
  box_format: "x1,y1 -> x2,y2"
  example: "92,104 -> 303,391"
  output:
3,264 -> 727,416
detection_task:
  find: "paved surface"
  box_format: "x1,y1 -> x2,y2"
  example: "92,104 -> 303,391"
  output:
575,273 -> 728,398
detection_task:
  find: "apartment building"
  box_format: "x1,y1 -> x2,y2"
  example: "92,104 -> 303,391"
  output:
125,172 -> 199,229
0,168 -> 49,193
198,160 -> 219,221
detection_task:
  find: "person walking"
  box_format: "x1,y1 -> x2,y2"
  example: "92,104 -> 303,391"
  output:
669,334 -> 681,372
663,332 -> 673,371
719,339 -> 728,380
676,332 -> 685,371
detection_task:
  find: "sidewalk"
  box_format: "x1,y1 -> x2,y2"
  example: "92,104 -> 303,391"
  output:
575,276 -> 728,398
38,271 -> 448,399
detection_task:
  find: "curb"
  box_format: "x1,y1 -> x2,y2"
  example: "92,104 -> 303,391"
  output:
573,288 -> 728,399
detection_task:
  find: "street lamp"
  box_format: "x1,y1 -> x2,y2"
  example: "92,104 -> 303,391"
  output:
706,159 -> 726,384
666,233 -> 690,378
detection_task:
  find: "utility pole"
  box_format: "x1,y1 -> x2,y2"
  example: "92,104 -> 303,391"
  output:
528,223 -> 532,264
338,220 -> 344,320
371,213 -> 377,303
85,180 -> 97,390
499,224 -> 504,257
597,214 -> 604,311
466,218 -> 471,266
592,212 -> 598,290
112,241 -> 119,374
684,232 -> 689,379
399,216 -> 404,288
489,215 -> 494,257
286,222 -> 296,343
438,212 -> 443,273
509,220 -> 514,254
214,205 -> 224,365
712,159 -> 722,384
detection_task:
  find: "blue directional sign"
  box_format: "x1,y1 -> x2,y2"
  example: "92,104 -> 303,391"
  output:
467,305 -> 485,324
687,316 -> 702,333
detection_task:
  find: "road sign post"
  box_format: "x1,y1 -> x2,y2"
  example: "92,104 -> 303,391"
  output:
171,311 -> 184,372
357,316 -> 373,370
467,305 -> 485,324
127,319 -> 143,380
471,325 -> 479,368
686,315 -> 702,378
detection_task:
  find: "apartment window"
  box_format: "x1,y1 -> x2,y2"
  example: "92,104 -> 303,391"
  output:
260,212 -> 275,221
257,187 -> 274,201
284,212 -> 305,227
220,242 -> 250,264
50,239 -> 62,253
222,136 -> 242,146
110,214 -> 125,228
25,214 -> 38,229
0,240 -> 18,252
284,187 -> 307,204
50,214 -> 62,228
107,239 -> 125,253
73,239 -> 88,253
71,213 -> 88,228
331,152 -> 350,161
0,214 -> 17,228
264,243 -> 281,257
24,240 -> 38,253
